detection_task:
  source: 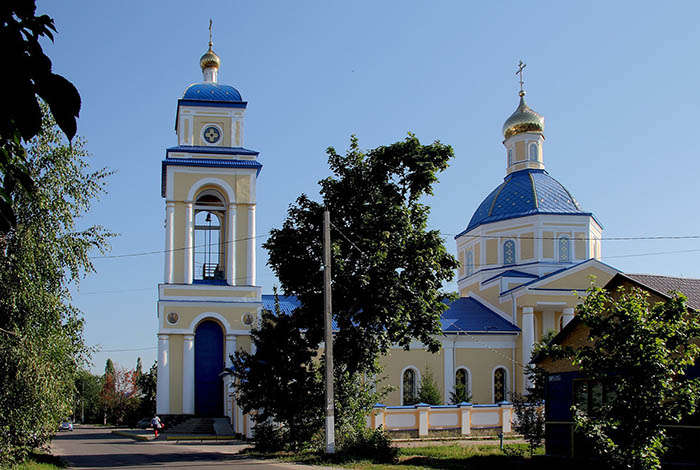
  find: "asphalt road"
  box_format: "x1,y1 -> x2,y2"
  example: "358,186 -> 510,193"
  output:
51,426 -> 311,470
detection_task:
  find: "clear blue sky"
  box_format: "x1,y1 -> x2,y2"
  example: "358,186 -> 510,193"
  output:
37,1 -> 700,374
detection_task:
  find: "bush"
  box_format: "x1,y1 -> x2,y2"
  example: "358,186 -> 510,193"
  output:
252,420 -> 288,453
339,427 -> 398,463
417,367 -> 442,405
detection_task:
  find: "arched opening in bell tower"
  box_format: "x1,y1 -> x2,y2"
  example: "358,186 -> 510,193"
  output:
194,190 -> 226,281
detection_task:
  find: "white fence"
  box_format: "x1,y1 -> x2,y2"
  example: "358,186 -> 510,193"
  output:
368,402 -> 513,437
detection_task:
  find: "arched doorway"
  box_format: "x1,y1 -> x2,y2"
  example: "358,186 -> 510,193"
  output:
195,320 -> 224,416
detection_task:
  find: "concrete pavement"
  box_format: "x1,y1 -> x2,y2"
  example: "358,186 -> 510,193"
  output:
51,425 -> 313,470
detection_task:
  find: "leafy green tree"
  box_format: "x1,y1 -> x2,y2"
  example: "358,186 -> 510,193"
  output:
562,286 -> 700,470
104,358 -> 115,376
511,331 -> 554,456
74,370 -> 104,424
0,106 -> 110,466
233,135 -> 456,449
137,361 -> 158,419
0,0 -> 81,233
416,367 -> 442,405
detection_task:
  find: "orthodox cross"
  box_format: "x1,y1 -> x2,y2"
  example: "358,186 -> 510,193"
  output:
516,60 -> 526,93
208,19 -> 213,47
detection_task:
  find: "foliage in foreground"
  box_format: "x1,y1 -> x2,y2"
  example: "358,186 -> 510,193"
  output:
1,0 -> 81,233
233,135 -> 457,450
552,285 -> 700,470
0,107 -> 111,467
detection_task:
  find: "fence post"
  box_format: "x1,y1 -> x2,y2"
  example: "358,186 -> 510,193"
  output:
416,403 -> 430,437
459,402 -> 472,436
499,401 -> 513,433
373,403 -> 385,430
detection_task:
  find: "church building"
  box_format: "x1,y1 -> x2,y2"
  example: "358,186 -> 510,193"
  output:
156,36 -> 623,427
377,76 -> 618,405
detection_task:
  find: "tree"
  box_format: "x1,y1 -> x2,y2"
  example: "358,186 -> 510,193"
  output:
0,106 -> 110,466
449,369 -> 471,404
511,330 -> 555,455
562,285 -> 700,469
0,0 -> 81,233
74,370 -> 104,424
234,135 -> 456,449
417,367 -> 442,405
137,362 -> 157,419
100,367 -> 140,425
104,358 -> 115,377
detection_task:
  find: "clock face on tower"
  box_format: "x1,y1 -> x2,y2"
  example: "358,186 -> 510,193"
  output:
203,125 -> 221,144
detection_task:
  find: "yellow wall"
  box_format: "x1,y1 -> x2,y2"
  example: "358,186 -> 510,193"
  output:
169,334 -> 184,414
458,250 -> 465,277
520,232 -> 534,260
454,348 -> 513,404
542,231 -> 554,258
161,305 -> 256,332
515,141 -> 525,161
474,243 -> 481,270
194,116 -> 232,147
379,349 -> 444,405
486,239 -> 498,266
575,232 -> 586,259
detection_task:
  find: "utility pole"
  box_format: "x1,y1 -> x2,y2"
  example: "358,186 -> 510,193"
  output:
323,209 -> 335,454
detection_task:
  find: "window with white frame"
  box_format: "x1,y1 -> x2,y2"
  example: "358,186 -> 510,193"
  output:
503,240 -> 516,265
466,250 -> 474,275
493,367 -> 508,403
558,236 -> 571,262
454,368 -> 471,403
529,143 -> 538,161
508,149 -> 513,166
402,368 -> 418,405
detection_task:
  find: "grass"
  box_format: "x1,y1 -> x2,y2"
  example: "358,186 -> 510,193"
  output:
13,451 -> 65,470
242,443 -> 596,470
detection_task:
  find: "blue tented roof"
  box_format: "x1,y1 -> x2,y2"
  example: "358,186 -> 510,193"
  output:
182,83 -> 243,102
262,295 -> 300,316
483,269 -> 539,284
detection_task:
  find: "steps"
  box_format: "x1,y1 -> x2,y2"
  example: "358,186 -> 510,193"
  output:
166,417 -> 233,435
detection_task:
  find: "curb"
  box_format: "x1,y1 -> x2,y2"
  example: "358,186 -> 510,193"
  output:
112,430 -> 152,441
165,435 -> 238,441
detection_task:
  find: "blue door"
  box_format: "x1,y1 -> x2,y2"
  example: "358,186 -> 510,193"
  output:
195,320 -> 224,417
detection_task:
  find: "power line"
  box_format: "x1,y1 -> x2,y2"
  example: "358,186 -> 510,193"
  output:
441,233 -> 700,241
94,346 -> 157,353
89,233 -> 269,260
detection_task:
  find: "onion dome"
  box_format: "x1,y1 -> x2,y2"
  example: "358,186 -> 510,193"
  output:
502,91 -> 545,139
460,169 -> 592,234
200,43 -> 220,71
182,83 -> 242,102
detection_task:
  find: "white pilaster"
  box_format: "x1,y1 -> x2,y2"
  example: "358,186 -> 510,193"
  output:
184,202 -> 194,284
182,334 -> 195,415
226,204 -> 236,286
562,307 -> 575,327
164,202 -> 175,283
156,334 -> 170,414
226,334 -> 237,367
443,340 -> 455,404
247,205 -> 256,285
521,307 -> 535,392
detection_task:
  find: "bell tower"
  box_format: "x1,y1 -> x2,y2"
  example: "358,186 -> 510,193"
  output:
156,25 -> 262,428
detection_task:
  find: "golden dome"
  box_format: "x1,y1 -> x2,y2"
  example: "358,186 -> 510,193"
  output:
502,91 -> 545,139
200,43 -> 220,70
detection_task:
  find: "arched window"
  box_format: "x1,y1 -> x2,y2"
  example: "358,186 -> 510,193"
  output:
466,250 -> 474,275
558,236 -> 571,262
508,149 -> 513,166
493,367 -> 508,403
194,190 -> 226,281
503,240 -> 516,265
402,368 -> 418,405
529,143 -> 538,161
454,368 -> 470,403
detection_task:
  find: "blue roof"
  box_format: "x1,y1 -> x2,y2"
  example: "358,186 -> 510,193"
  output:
182,83 -> 243,102
167,145 -> 259,156
259,295 -> 519,334
161,158 -> 263,197
482,269 -> 539,284
457,169 -> 594,237
441,297 -> 520,333
262,295 -> 300,315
